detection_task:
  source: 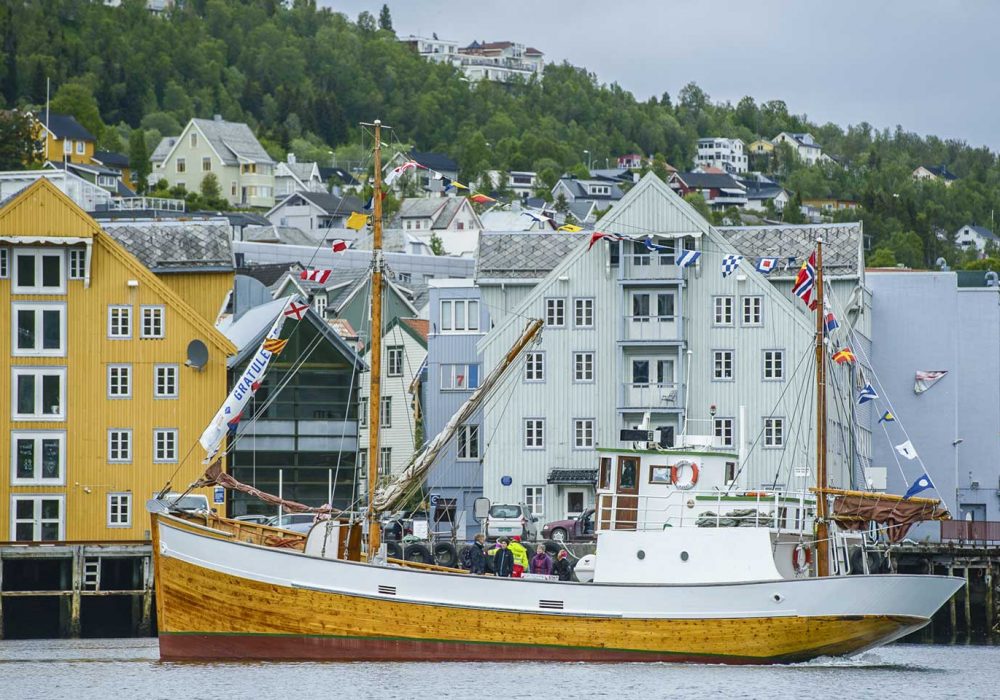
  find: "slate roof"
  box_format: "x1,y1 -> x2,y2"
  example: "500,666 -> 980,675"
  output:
547,468 -> 598,485
35,110 -> 95,141
244,224 -> 324,247
557,178 -> 624,201
238,262 -> 302,287
671,172 -> 745,190
398,198 -> 447,219
960,225 -> 999,242
743,182 -> 787,200
432,198 -> 464,229
409,149 -> 457,173
150,137 -> 178,163
923,165 -> 958,181
284,161 -> 317,182
716,223 -> 863,277
476,232 -> 587,280
319,166 -> 359,186
93,151 -> 129,168
295,191 -> 364,216
191,117 -> 274,165
101,220 -> 234,272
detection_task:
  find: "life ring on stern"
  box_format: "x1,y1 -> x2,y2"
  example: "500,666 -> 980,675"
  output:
670,461 -> 699,490
792,543 -> 813,574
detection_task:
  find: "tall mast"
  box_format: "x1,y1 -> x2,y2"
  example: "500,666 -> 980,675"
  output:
814,238 -> 829,577
366,120 -> 384,559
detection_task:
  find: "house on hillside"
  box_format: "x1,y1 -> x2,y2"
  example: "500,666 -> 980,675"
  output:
266,191 -> 364,232
390,197 -> 483,257
457,41 -> 544,82
358,317 -> 429,481
617,154 -> 645,169
32,110 -> 96,165
954,224 -> 999,257
743,181 -> 789,212
551,177 -> 625,212
274,154 -> 325,196
44,160 -> 134,197
772,132 -> 825,165
696,137 -> 748,174
913,165 -> 958,186
383,150 -> 459,197
748,140 -> 774,156
667,171 -> 747,209
150,115 -> 276,208
92,151 -> 132,190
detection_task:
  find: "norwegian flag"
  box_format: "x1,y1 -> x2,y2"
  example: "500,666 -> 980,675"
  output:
300,269 -> 332,284
792,251 -> 818,309
283,301 -> 310,320
331,239 -> 349,254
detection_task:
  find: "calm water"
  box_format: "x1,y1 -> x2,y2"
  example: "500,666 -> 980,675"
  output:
0,638 -> 996,699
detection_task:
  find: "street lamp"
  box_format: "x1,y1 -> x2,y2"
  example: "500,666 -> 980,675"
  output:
583,150 -> 591,171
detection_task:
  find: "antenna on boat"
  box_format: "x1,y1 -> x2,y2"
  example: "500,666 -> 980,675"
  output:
814,238 -> 829,577
364,119 -> 386,561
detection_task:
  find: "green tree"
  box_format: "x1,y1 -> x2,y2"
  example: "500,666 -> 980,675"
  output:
554,192 -> 569,215
50,81 -> 104,139
0,110 -> 38,169
357,11 -> 376,32
128,129 -> 150,194
682,192 -> 711,221
783,192 -> 806,224
200,172 -> 222,200
429,232 -> 444,256
867,247 -> 897,267
378,4 -> 393,32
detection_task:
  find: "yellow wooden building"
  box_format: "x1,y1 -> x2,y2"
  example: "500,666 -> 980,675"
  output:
34,110 -> 96,165
0,179 -> 235,542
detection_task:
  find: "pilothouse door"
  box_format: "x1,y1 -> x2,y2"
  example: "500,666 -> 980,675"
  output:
614,456 -> 639,529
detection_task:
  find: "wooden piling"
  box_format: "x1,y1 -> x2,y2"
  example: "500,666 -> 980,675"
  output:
964,566 -> 972,641
948,566 -> 957,643
138,554 -> 153,636
68,546 -> 82,638
0,551 -> 4,641
986,563 -> 995,641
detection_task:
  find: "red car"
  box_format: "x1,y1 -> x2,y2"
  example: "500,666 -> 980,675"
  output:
540,508 -> 596,542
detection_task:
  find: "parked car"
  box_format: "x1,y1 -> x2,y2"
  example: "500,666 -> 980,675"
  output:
266,513 -> 317,533
234,514 -> 271,525
485,503 -> 539,541
541,508 -> 596,542
156,493 -> 211,513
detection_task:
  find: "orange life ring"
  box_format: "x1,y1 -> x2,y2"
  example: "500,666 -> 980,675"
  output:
670,461 -> 699,490
792,543 -> 813,574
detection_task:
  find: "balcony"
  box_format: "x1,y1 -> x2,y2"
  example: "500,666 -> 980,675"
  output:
621,382 -> 682,410
621,315 -> 681,342
621,255 -> 683,280
941,520 -> 1000,544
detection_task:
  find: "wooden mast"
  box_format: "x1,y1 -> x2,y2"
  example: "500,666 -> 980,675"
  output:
366,120 -> 384,559
814,238 -> 829,577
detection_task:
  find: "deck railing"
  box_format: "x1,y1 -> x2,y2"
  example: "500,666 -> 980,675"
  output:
941,520 -> 1000,544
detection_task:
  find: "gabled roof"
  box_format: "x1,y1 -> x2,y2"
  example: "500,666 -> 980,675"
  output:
34,110 -> 95,142
958,224 -> 998,242
776,132 -> 820,148
567,200 -> 597,223
670,171 -> 745,190
372,315 -> 429,352
397,197 -> 447,219
717,223 -> 863,278
282,161 -> 319,182
476,232 -> 587,281
270,190 -> 363,217
93,151 -> 129,169
319,166 -> 359,186
100,220 -> 234,273
238,262 -> 302,287
151,137 -> 178,164
400,317 -> 429,343
188,117 -> 274,166
555,177 -> 624,201
921,165 -> 958,181
409,149 -> 457,173
244,224 -> 324,247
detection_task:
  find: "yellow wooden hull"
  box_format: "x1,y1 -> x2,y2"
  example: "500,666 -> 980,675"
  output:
156,550 -> 923,663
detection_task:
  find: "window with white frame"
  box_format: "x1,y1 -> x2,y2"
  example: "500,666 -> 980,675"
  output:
63,139 -> 72,155
108,493 -> 131,527
314,295 -> 327,316
108,430 -> 132,463
108,305 -> 132,338
545,298 -> 565,327
631,240 -> 650,266
656,239 -> 676,265
12,367 -> 65,420
524,418 -> 545,448
763,350 -> 785,380
11,431 -> 65,484
574,298 -> 594,328
154,365 -> 178,398
742,296 -> 763,326
76,140 -> 84,154
713,417 -> 734,448
457,424 -> 480,460
68,249 -> 86,279
191,132 -> 198,147
107,364 -> 132,398
657,292 -> 676,321
574,418 -> 595,449
632,292 -> 650,321
712,350 -> 734,381
202,156 -> 212,172
154,429 -> 178,462
380,397 -> 391,428
0,248 -> 8,277
764,418 -> 784,448
524,351 -> 544,381
13,249 -> 64,294
573,352 -> 594,382
713,296 -> 734,326
359,397 -> 369,428
140,306 -> 164,338
440,299 -> 479,332
524,486 -> 544,518
11,495 -> 63,541
441,363 -> 480,390
13,302 -> 65,356
386,346 -> 404,377
379,447 -> 392,477
176,157 -> 186,173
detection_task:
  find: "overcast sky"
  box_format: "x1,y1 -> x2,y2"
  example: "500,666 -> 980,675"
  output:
321,0 -> 999,151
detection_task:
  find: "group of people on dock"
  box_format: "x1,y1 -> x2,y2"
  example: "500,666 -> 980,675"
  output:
462,534 -> 574,581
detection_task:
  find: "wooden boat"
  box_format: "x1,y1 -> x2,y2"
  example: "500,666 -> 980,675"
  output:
148,120 -> 962,663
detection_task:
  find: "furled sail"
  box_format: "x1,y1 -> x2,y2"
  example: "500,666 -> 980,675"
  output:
374,319 -> 543,513
199,296 -> 297,461
194,461 -> 336,515
817,487 -> 951,543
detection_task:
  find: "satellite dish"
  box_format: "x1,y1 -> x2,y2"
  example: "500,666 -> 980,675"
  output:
186,339 -> 209,370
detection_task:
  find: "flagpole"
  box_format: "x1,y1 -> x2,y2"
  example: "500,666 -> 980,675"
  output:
365,119 -> 385,561
814,237 -> 829,577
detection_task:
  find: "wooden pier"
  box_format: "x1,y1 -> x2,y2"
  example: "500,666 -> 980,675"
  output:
0,541 -> 153,639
